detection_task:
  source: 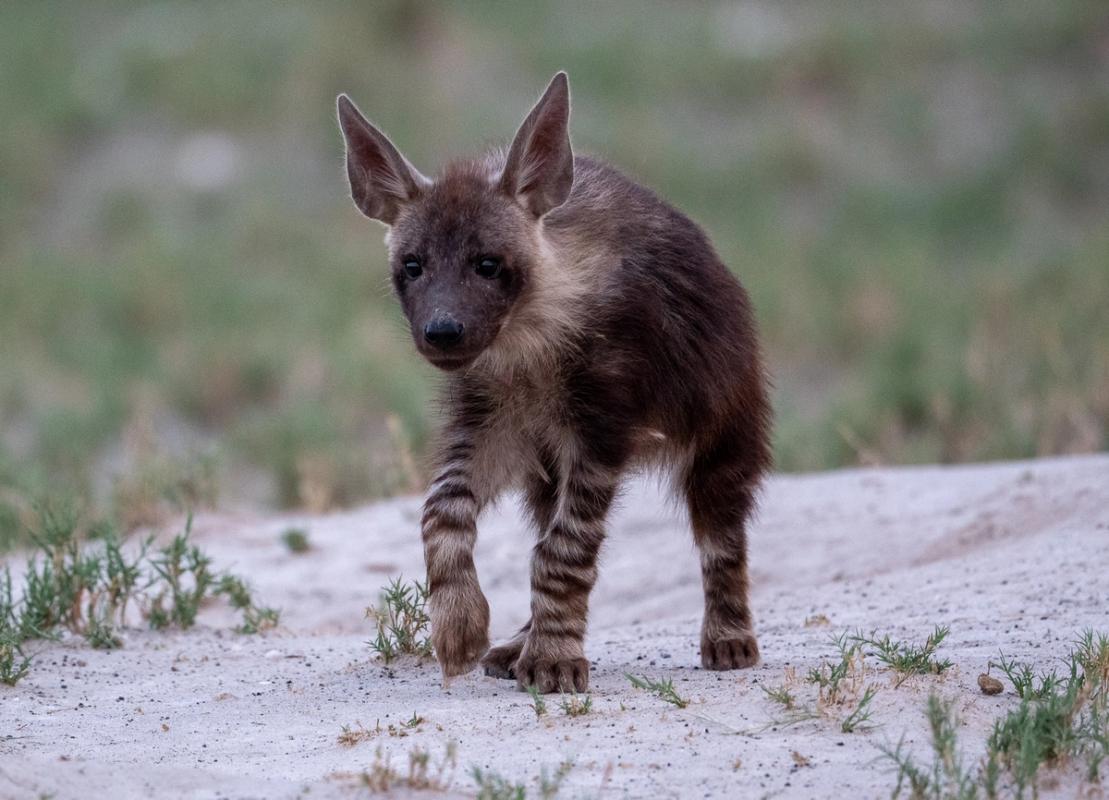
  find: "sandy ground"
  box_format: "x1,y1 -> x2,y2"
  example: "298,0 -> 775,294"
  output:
1,454 -> 1107,799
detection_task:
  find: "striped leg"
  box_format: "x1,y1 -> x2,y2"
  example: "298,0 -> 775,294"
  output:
685,433 -> 761,670
482,446 -> 558,680
514,454 -> 617,693
423,438 -> 490,678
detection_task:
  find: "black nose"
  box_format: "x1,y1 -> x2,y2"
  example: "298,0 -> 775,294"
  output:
423,317 -> 464,349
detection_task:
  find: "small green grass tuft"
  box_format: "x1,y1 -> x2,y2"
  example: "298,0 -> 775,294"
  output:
626,673 -> 689,708
537,761 -> 574,799
366,576 -> 432,664
986,651 -> 1103,795
471,766 -> 527,800
214,574 -> 280,634
0,506 -> 279,686
807,630 -> 866,704
880,694 -> 978,800
280,527 -> 310,554
852,625 -> 953,687
0,568 -> 32,685
338,721 -> 377,747
558,693 -> 592,717
841,685 -> 878,733
760,683 -> 796,710
1075,630 -> 1109,687
471,760 -> 572,800
989,653 -> 1061,700
360,742 -> 457,792
882,631 -> 1109,797
526,684 -> 548,718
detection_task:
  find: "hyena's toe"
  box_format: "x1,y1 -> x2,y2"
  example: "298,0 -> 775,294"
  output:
435,628 -> 490,678
480,642 -> 522,680
515,657 -> 590,694
701,631 -> 760,670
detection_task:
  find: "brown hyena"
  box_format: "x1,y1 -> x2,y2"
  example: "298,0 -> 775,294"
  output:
336,73 -> 771,693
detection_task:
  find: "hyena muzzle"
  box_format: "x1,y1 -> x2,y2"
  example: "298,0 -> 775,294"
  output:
337,72 -> 771,693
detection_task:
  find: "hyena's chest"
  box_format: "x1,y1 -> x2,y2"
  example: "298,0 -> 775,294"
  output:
468,373 -> 572,493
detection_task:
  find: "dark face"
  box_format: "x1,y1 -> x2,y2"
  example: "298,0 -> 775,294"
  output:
387,172 -> 537,371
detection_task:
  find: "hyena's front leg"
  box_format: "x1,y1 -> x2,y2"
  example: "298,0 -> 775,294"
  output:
514,454 -> 618,693
422,439 -> 490,678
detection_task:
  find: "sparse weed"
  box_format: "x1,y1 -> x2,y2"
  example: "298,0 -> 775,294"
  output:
626,673 -> 689,708
83,610 -> 122,650
471,759 -> 572,800
989,653 -> 1060,700
882,631 -> 1109,798
558,693 -> 592,717
1075,630 -> 1109,688
366,576 -> 432,664
146,520 -> 215,629
760,683 -> 796,710
841,685 -> 878,733
0,569 -> 31,685
340,715 -> 428,746
0,506 -> 279,686
785,633 -> 880,732
526,684 -> 548,718
339,721 -> 379,747
807,631 -> 866,705
0,634 -> 30,686
471,766 -> 527,800
987,656 -> 1090,796
852,625 -> 953,687
280,527 -> 310,554
880,694 -> 978,800
538,760 -> 574,798
214,574 -> 280,634
361,743 -> 456,793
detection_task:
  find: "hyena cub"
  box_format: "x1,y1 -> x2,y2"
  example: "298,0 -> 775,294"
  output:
337,73 -> 771,693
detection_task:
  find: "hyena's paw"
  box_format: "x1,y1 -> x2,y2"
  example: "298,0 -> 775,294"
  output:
429,579 -> 490,678
481,639 -> 524,680
513,636 -> 589,693
701,629 -> 760,670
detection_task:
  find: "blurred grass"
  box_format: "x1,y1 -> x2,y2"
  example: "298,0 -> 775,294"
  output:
1,1 -> 1106,546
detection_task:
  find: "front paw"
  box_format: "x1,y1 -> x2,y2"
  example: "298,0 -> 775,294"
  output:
429,578 -> 490,678
701,628 -> 760,670
514,635 -> 589,693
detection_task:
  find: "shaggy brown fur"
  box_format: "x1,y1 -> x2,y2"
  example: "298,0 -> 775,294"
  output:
337,73 -> 772,692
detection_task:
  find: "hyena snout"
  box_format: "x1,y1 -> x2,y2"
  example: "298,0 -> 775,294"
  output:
423,316 -> 465,349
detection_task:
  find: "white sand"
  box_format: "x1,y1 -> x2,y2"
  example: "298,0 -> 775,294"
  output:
2,454 -> 1107,798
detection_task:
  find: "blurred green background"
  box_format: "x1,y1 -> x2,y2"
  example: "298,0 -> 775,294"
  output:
2,1 -> 1107,547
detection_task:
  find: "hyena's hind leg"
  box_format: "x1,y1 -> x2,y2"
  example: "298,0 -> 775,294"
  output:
481,621 -> 529,680
481,449 -> 558,680
683,425 -> 768,670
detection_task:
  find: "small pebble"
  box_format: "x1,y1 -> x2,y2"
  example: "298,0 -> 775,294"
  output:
978,673 -> 1003,695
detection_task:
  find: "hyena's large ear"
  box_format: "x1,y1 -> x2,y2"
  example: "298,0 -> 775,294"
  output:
336,94 -> 428,224
500,72 -> 573,217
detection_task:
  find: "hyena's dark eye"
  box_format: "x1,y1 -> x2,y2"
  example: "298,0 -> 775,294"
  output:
475,256 -> 502,279
402,256 -> 422,279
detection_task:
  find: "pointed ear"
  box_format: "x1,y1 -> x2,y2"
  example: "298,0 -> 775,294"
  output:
336,94 -> 428,224
500,72 -> 574,217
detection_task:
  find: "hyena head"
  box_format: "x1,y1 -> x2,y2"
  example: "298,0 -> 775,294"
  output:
337,73 -> 574,371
